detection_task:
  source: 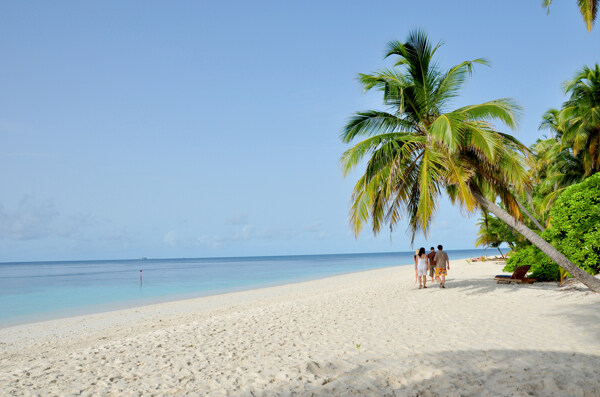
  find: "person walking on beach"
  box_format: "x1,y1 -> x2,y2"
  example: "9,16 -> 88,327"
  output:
427,247 -> 437,283
415,247 -> 430,289
434,245 -> 450,288
413,249 -> 419,284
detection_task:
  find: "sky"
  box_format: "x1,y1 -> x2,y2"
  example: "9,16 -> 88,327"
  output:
1,1 -> 599,262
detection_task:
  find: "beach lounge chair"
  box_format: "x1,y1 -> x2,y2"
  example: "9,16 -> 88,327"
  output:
494,265 -> 536,284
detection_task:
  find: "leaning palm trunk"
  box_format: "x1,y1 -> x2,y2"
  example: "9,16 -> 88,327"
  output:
341,31 -> 600,294
473,192 -> 600,292
496,247 -> 505,258
516,200 -> 545,232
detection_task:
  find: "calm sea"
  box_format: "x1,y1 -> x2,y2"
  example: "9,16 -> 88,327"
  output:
0,249 -> 489,327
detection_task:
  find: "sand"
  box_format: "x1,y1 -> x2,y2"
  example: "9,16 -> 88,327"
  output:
1,258 -> 600,396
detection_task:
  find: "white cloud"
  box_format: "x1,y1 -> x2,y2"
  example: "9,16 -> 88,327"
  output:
0,196 -> 100,242
55,213 -> 94,238
239,225 -> 253,240
163,230 -> 178,245
99,227 -> 136,247
0,197 -> 59,240
305,221 -> 327,239
196,224 -> 301,248
226,212 -> 248,225
304,221 -> 322,232
197,234 -> 226,248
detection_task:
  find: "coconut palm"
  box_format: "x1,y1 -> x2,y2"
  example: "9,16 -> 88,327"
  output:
543,0 -> 598,32
533,109 -> 587,219
475,213 -> 519,258
531,66 -> 600,219
340,30 -> 600,292
528,138 -> 585,221
559,64 -> 600,175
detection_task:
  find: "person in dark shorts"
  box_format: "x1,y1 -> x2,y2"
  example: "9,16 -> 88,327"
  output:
427,247 -> 437,283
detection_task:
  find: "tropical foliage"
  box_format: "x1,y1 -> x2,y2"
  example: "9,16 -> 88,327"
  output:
504,173 -> 600,280
561,65 -> 600,175
543,0 -> 599,31
525,65 -> 600,223
341,30 -> 600,292
545,172 -> 600,273
486,63 -> 600,282
475,212 -> 520,257
528,135 -> 585,221
505,245 -> 558,281
340,29 -> 527,240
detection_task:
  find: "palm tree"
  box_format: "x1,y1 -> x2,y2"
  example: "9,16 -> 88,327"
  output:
530,67 -> 600,220
528,138 -> 585,221
340,30 -> 600,292
560,64 -> 600,175
475,213 -> 519,258
533,110 -> 586,220
543,0 -> 598,32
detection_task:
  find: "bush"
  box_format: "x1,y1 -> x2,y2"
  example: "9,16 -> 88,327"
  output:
504,173 -> 600,281
504,245 -> 559,281
543,172 -> 600,275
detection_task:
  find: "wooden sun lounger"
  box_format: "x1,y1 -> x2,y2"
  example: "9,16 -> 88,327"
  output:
494,265 -> 536,284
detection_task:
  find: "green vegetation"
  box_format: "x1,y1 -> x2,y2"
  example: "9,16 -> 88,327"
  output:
340,30 -> 600,292
341,31 -> 600,291
505,245 -> 557,281
545,173 -> 600,274
561,65 -> 600,176
340,29 -> 527,239
504,173 -> 600,281
475,212 -> 520,257
543,0 -> 598,32
485,65 -> 600,282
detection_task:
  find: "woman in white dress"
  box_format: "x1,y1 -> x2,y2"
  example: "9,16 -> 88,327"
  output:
413,249 -> 419,284
415,247 -> 430,289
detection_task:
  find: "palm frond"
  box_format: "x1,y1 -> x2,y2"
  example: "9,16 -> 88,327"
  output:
578,0 -> 598,31
435,59 -> 488,106
428,112 -> 464,152
463,121 -> 501,161
340,132 -> 417,176
341,30 -> 526,239
341,110 -> 413,143
455,99 -> 522,130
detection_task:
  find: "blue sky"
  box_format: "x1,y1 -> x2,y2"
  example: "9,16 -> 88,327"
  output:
1,1 -> 598,261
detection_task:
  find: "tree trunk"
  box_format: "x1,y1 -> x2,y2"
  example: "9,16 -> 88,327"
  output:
473,192 -> 600,293
496,247 -> 504,258
516,199 -> 545,232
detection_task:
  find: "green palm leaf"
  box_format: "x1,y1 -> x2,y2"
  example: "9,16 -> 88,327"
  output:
543,0 -> 599,31
340,111 -> 413,143
341,29 -> 527,239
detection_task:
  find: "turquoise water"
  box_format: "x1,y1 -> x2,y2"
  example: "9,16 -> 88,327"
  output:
0,249 -> 488,327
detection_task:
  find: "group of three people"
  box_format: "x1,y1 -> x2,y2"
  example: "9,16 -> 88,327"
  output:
414,245 -> 450,289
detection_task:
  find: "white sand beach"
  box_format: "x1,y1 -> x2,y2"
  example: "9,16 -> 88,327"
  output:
1,258 -> 600,396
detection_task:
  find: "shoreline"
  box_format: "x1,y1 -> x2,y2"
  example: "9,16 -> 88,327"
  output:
0,249 -> 494,329
0,262 -> 418,330
1,250 -> 492,329
0,260 -> 425,342
2,257 -> 599,395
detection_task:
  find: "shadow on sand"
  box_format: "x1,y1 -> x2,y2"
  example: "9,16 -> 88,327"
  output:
550,302 -> 600,344
438,276 -> 560,296
265,349 -> 600,397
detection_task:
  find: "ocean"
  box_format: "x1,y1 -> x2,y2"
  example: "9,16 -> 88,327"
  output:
0,249 -> 489,327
